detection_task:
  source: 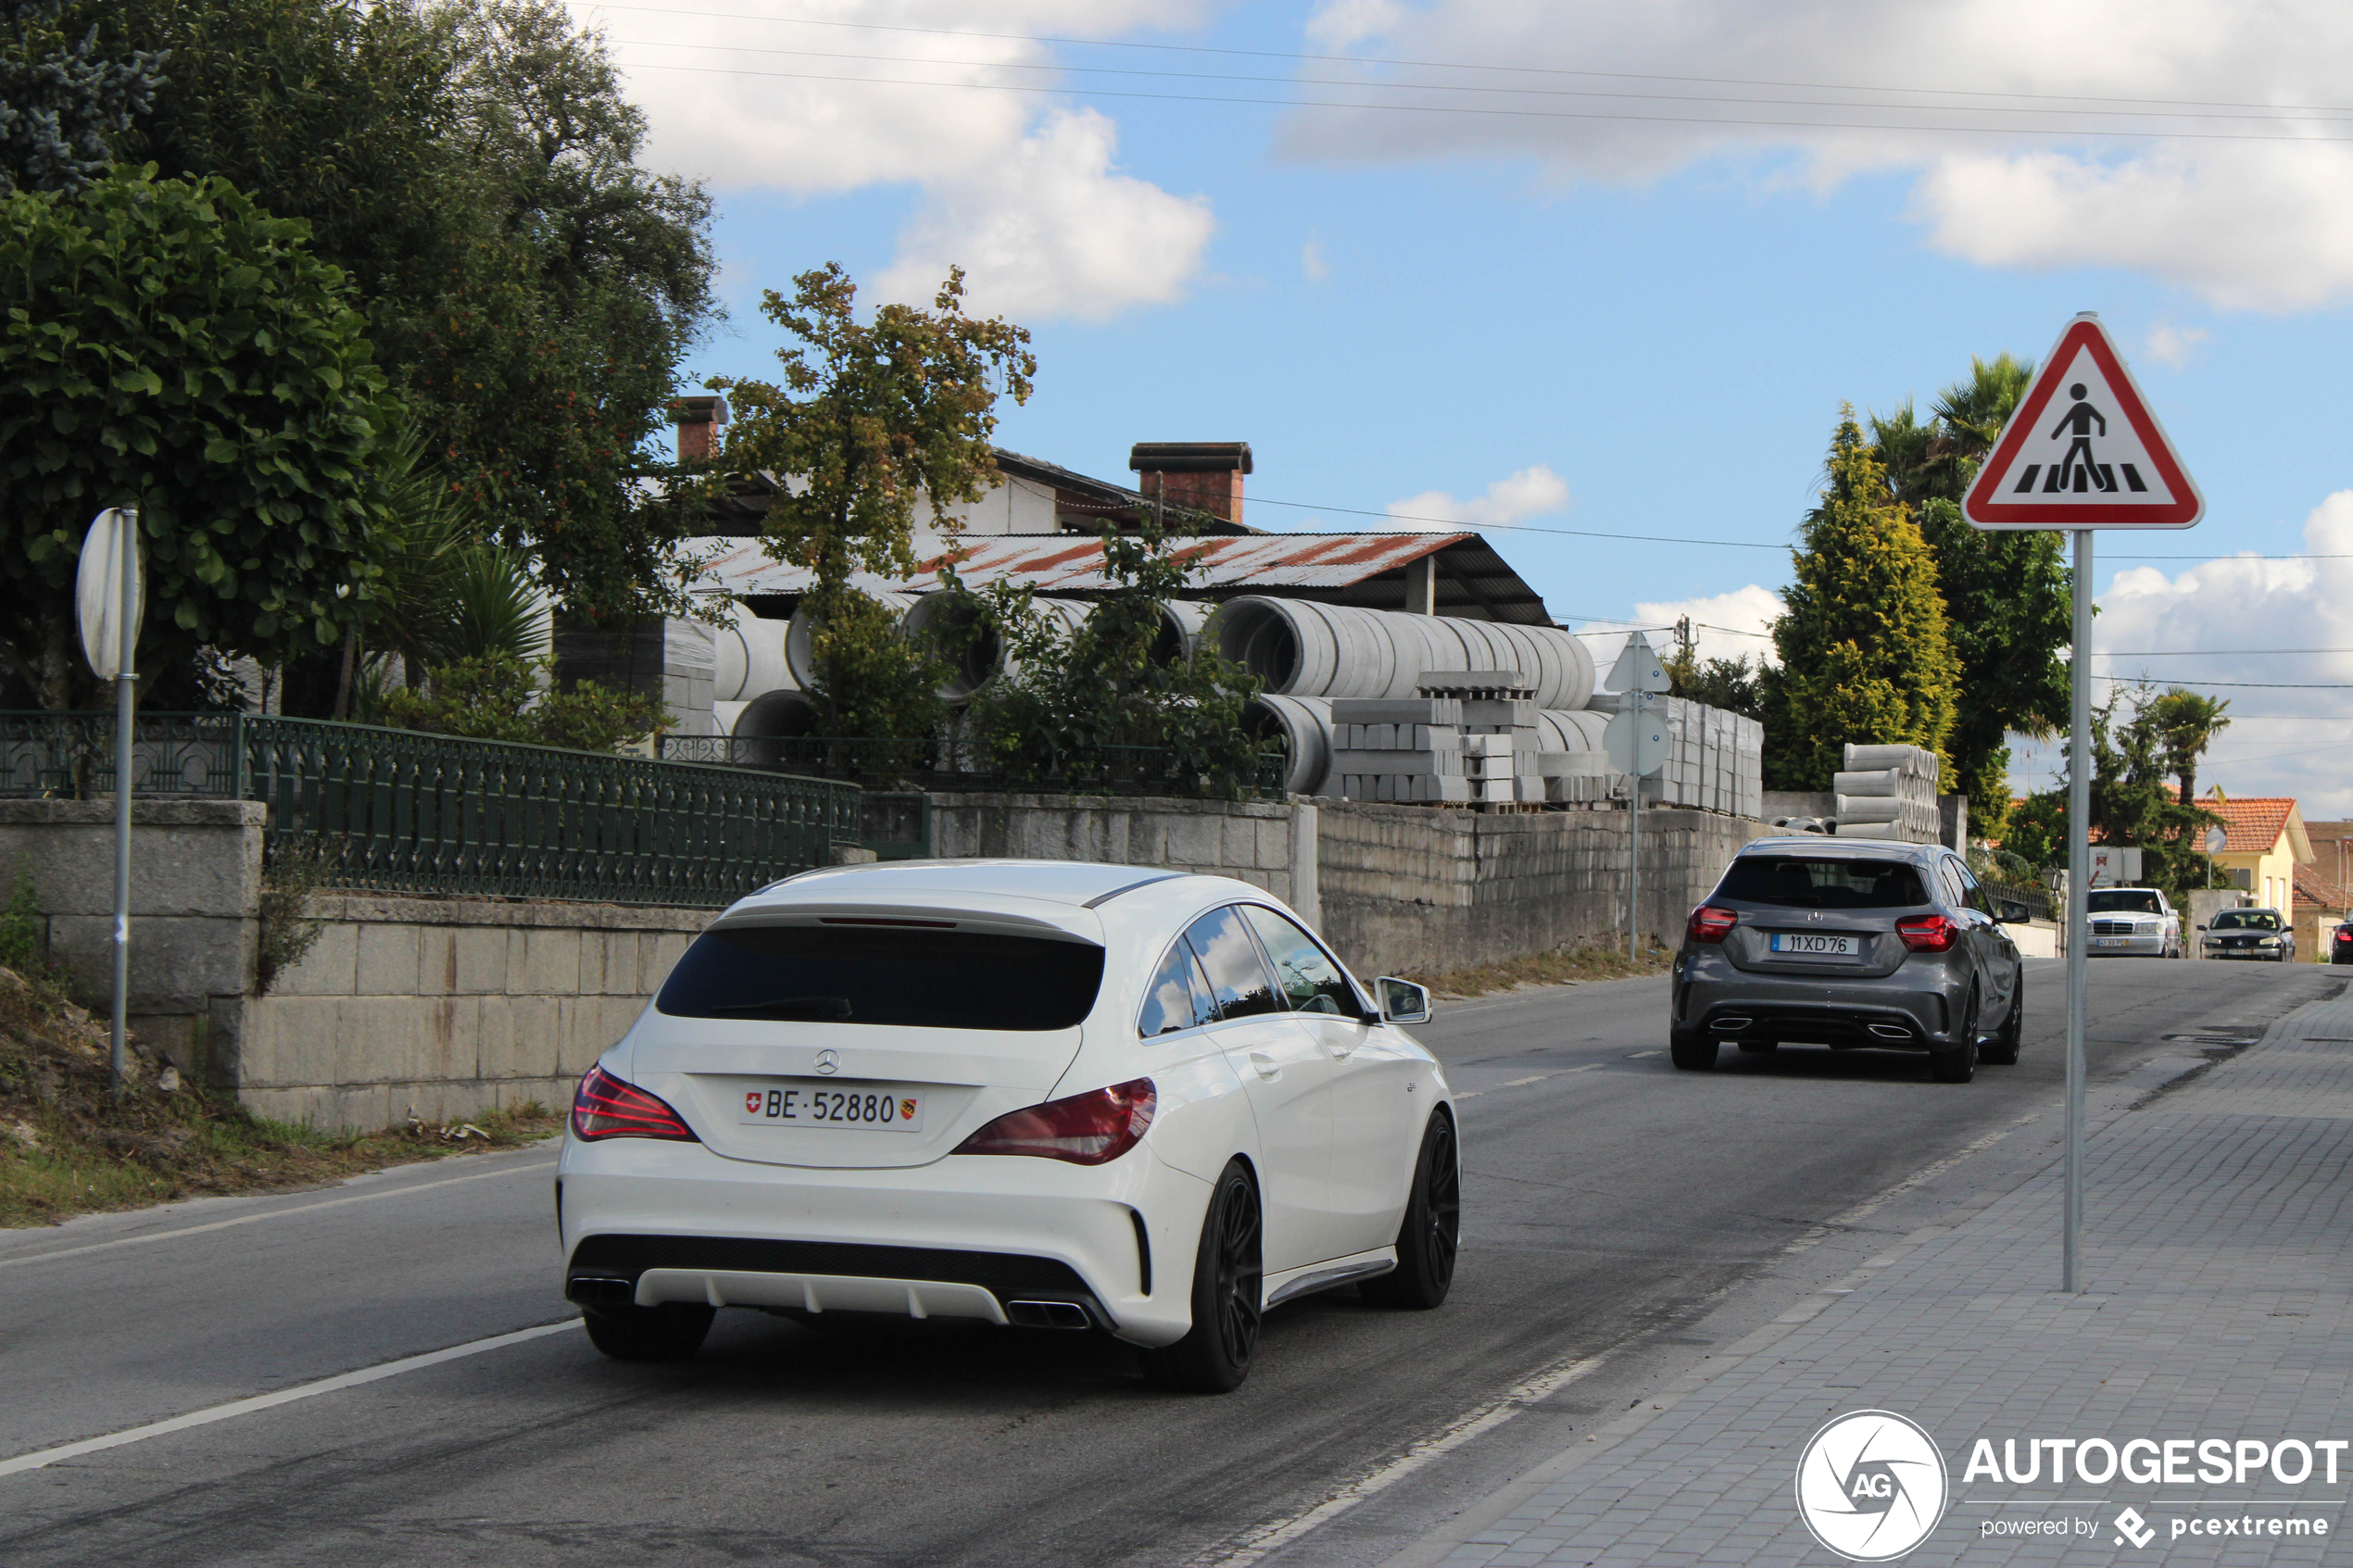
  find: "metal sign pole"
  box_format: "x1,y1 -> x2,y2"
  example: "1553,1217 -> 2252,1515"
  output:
110,514 -> 138,1097
1629,691 -> 1642,963
2063,528 -> 2093,1293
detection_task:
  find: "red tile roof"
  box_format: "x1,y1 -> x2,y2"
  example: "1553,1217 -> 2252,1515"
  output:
2196,796 -> 2296,857
2295,862 -> 2353,914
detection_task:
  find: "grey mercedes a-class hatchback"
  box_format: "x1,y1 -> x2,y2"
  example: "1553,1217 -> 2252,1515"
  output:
1669,837 -> 2029,1083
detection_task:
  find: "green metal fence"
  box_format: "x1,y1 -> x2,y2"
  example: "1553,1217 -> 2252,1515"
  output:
1,712 -> 861,908
657,733 -> 1288,800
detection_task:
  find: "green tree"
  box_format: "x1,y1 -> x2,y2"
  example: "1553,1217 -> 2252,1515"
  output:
711,261 -> 1035,738
0,0 -> 165,194
2144,688 -> 2231,804
0,167 -> 398,708
1864,354 -> 2068,836
2001,685 -> 2222,896
946,519 -> 1266,795
1663,649 -> 1762,718
87,0 -> 721,624
1761,411 -> 1961,790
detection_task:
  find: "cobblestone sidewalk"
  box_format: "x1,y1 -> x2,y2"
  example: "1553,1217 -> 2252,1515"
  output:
1390,993 -> 2353,1567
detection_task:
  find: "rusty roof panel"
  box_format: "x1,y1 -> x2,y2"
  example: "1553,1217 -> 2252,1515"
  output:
691,532 -> 1473,596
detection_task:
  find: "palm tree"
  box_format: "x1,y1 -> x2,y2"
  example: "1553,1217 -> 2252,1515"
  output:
2145,688 -> 2232,803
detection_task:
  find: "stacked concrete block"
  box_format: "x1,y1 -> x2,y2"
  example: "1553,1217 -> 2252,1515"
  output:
1832,742 -> 1942,843
1327,677 -> 1552,805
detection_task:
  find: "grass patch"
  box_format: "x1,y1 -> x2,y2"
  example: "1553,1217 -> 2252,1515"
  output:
0,967 -> 560,1229
1403,942 -> 1674,1000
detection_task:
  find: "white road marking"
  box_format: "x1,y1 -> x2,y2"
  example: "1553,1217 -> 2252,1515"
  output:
1196,1354 -> 1607,1568
0,1158 -> 560,1273
1450,1064 -> 1601,1102
0,1319 -> 583,1479
1627,1050 -> 1662,1059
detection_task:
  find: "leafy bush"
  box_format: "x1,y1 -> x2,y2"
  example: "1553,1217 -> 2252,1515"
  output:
943,521 -> 1265,795
381,653 -> 667,754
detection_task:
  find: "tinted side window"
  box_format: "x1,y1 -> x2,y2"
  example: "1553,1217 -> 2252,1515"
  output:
1240,906 -> 1358,1017
1951,860 -> 1990,914
1183,908 -> 1282,1021
1138,939 -> 1214,1038
1935,860 -> 1969,911
1717,857 -> 1929,909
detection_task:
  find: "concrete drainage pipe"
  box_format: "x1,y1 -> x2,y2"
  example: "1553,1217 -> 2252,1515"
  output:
1211,598 -> 1595,710
1243,694 -> 1335,797
712,602 -> 796,700
785,590 -> 920,692
900,594 -> 1091,703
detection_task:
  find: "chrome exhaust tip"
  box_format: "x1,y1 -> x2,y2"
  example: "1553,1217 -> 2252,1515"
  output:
1868,1023 -> 1915,1040
1710,1017 -> 1752,1033
1005,1299 -> 1093,1331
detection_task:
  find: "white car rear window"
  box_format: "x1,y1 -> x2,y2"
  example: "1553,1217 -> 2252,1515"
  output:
657,924 -> 1105,1031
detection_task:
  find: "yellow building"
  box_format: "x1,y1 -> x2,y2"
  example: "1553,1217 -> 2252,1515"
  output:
2198,795 -> 2312,914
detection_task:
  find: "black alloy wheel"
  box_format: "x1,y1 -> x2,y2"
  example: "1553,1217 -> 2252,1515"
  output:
1930,987 -> 1980,1084
1668,1027 -> 1719,1070
582,1300 -> 715,1361
1363,1111 -> 1460,1310
1141,1160 -> 1264,1393
1980,977 -> 2023,1066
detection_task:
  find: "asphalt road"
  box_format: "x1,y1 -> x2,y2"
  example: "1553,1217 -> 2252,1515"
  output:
1,957 -> 2339,1568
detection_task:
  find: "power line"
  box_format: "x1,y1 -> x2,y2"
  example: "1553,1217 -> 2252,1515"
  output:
603,59 -> 2353,144
603,36 -> 2353,127
2091,674 -> 2353,689
1246,495 -> 1784,551
2101,648 -> 2353,656
570,5 -> 2353,119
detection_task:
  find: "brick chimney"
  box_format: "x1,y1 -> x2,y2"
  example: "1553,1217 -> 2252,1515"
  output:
1130,442 -> 1252,527
673,394 -> 728,463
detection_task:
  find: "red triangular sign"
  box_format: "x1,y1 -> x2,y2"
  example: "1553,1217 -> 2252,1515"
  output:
1963,315 -> 2202,531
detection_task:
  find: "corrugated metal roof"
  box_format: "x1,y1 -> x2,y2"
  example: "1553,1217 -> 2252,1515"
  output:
692,532 -> 1469,596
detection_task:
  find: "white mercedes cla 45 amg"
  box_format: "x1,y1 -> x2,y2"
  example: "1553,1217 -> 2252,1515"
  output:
557,859 -> 1459,1392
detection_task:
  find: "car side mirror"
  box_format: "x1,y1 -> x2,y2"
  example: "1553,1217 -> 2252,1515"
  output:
1376,976 -> 1431,1025
2196,923 -> 2208,932
1997,899 -> 2030,924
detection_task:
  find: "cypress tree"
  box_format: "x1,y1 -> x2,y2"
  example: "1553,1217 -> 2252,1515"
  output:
1762,410 -> 1961,790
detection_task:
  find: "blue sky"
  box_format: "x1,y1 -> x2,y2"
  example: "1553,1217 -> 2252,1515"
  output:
593,0 -> 2353,814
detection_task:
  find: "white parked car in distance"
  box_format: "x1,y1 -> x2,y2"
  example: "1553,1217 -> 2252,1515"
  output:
2085,887 -> 2182,959
557,859 -> 1460,1393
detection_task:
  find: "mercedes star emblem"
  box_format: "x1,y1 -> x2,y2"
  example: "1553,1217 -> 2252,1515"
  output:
814,1049 -> 839,1076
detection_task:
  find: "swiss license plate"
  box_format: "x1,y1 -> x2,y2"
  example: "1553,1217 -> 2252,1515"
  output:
2095,936 -> 2132,947
1768,932 -> 1857,959
736,1081 -> 925,1132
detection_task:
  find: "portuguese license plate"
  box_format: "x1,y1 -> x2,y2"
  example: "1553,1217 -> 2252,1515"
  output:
2095,936 -> 2131,947
1768,932 -> 1857,959
736,1081 -> 925,1132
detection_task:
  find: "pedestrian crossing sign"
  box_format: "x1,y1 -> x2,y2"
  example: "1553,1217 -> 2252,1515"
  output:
1963,313 -> 2202,531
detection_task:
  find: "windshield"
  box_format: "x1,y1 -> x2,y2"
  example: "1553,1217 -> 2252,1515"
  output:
656,922 -> 1105,1030
2212,910 -> 2283,932
2087,891 -> 2161,914
1715,856 -> 1928,909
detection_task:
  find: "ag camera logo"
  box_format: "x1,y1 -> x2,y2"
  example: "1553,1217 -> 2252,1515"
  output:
1795,1411 -> 1950,1561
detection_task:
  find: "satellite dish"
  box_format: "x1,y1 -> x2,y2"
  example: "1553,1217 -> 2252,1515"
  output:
2204,825 -> 2227,855
76,508 -> 145,681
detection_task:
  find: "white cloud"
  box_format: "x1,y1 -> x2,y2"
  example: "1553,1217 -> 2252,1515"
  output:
2046,490 -> 2353,818
1632,584 -> 1786,668
2145,321 -> 2210,369
875,110 -> 1214,322
1302,235 -> 1332,282
605,2 -> 1214,322
1389,465 -> 1570,527
1289,1 -> 2353,311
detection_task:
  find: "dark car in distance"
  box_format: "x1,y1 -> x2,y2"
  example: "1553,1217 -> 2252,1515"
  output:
2332,922 -> 2353,966
1670,837 -> 2029,1084
2199,908 -> 2296,962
